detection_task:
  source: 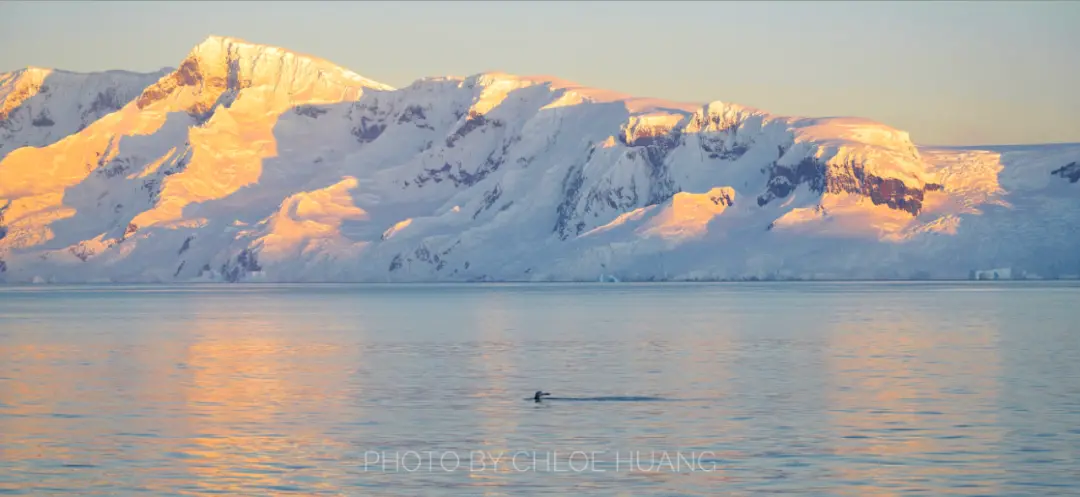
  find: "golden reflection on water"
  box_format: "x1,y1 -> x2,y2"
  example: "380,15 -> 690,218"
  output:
176,306 -> 367,495
0,343 -> 79,465
824,306 -> 1004,496
2,283 -> 1078,496
468,292 -> 521,488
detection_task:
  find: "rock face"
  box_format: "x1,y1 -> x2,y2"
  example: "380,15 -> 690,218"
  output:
757,156 -> 943,215
0,35 -> 1078,283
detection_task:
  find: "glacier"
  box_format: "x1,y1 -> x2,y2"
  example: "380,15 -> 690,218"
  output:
1,35 -> 1078,283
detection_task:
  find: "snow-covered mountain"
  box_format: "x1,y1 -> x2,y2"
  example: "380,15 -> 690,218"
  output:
0,66 -> 171,158
1,35 -> 1077,283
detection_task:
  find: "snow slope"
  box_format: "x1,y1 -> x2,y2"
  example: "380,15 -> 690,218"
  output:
0,66 -> 171,158
1,35 -> 1077,283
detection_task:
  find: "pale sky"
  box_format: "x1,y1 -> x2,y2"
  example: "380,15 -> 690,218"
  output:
1,1 -> 1077,146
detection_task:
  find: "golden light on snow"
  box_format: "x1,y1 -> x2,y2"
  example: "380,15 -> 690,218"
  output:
637,188 -> 735,241
258,176 -> 369,261
1,35 -> 385,264
381,218 -> 413,241
2,33 -> 1066,283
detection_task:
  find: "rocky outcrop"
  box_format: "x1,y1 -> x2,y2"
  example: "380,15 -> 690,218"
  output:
136,57 -> 202,109
757,157 -> 828,206
218,248 -> 261,283
758,157 -> 941,216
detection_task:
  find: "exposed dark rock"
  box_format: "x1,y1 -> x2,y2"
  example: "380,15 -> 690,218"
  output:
473,184 -> 503,219
137,56 -> 202,109
409,243 -> 450,272
184,55 -> 246,125
848,175 -> 924,214
31,111 -> 54,127
174,261 -> 185,278
696,111 -> 753,161
710,189 -> 734,207
757,157 -> 827,207
351,116 -> 386,143
136,53 -> 248,123
397,105 -> 427,124
236,248 -> 260,271
70,243 -> 94,262
414,245 -> 432,263
0,259 -> 6,273
584,177 -> 639,214
446,110 -> 500,148
705,143 -> 748,161
619,124 -> 680,149
756,157 -> 933,216
189,107 -> 215,126
83,88 -> 123,120
173,57 -> 202,86
642,147 -> 681,205
162,147 -> 192,176
142,178 -> 161,203
0,201 -> 8,241
825,159 -> 930,215
618,123 -> 683,205
0,81 -> 43,121
697,118 -> 751,161
389,254 -> 403,272
97,156 -> 135,179
413,152 -> 504,188
219,248 -> 261,283
351,99 -> 390,119
178,235 -> 194,255
554,165 -> 586,239
415,162 -> 452,186
294,105 -> 329,118
1051,162 -> 1080,183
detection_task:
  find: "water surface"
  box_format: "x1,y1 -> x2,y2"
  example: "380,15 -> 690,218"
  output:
1,282 -> 1078,495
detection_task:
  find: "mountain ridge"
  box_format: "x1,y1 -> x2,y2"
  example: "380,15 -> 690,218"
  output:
1,35 -> 1077,283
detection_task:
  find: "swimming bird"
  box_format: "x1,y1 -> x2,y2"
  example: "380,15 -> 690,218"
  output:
525,391 -> 673,402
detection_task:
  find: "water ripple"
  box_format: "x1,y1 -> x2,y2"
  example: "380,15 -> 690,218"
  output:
0,282 -> 1078,495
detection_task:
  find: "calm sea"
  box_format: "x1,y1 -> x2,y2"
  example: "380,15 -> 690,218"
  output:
1,282 -> 1078,495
